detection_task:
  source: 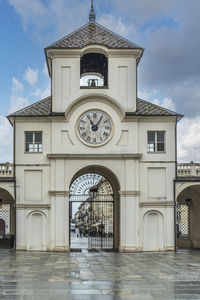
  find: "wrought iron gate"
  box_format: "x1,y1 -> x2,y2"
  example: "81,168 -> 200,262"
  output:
0,201 -> 15,248
69,194 -> 114,249
176,203 -> 190,240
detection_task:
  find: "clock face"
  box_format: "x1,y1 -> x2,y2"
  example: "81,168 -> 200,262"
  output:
78,110 -> 112,145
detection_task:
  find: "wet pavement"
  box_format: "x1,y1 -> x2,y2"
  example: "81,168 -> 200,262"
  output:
0,249 -> 200,299
71,234 -> 89,249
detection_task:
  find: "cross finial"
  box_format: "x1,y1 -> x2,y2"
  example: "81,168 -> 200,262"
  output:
89,0 -> 96,23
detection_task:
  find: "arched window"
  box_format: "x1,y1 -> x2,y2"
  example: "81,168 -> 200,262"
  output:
80,53 -> 108,88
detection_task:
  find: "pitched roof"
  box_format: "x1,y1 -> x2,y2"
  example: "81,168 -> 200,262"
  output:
46,23 -> 143,50
135,98 -> 182,118
8,97 -> 52,117
8,96 -> 183,120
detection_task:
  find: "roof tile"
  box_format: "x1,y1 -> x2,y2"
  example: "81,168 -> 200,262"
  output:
46,23 -> 143,50
8,97 -> 182,119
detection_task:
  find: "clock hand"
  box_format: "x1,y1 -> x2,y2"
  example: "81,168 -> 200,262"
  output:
96,115 -> 103,126
87,114 -> 94,126
89,119 -> 94,126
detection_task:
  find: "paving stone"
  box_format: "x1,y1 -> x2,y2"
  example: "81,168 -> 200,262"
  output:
0,249 -> 200,299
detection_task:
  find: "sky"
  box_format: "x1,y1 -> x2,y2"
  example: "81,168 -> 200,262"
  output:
0,0 -> 200,163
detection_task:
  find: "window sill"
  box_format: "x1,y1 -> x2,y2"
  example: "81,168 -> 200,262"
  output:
24,152 -> 43,154
147,151 -> 166,154
80,86 -> 108,89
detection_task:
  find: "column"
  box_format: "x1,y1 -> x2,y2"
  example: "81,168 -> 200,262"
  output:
50,191 -> 70,252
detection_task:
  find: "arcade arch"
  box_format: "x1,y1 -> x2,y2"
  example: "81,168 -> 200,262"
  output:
176,184 -> 200,249
0,187 -> 15,248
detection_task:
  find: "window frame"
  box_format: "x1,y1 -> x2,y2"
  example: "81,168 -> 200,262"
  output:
147,131 -> 165,153
25,131 -> 43,154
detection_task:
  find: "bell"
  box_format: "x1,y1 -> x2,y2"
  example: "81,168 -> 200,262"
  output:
91,79 -> 96,87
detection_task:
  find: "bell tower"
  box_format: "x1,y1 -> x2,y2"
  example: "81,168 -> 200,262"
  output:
45,2 -> 144,113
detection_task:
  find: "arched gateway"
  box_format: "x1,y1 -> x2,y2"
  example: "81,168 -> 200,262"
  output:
0,187 -> 15,248
176,183 -> 200,249
69,166 -> 120,250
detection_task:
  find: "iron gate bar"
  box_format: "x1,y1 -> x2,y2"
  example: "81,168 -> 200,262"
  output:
69,194 -> 114,250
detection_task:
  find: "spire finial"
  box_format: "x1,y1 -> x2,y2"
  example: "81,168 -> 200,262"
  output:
89,0 -> 96,23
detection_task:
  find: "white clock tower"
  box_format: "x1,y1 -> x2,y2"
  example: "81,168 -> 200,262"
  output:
8,2 -> 182,252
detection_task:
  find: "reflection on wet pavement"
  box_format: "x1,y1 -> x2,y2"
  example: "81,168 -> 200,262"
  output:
0,249 -> 200,299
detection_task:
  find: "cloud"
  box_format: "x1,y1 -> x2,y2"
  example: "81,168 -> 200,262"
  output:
138,0 -> 200,118
139,90 -> 176,112
98,14 -> 135,38
178,116 -> 200,162
12,77 -> 24,92
152,97 -> 175,111
33,83 -> 50,99
112,0 -> 175,26
0,116 -> 12,163
43,63 -> 49,77
9,95 -> 29,114
24,67 -> 38,85
8,0 -> 89,43
8,0 -> 47,30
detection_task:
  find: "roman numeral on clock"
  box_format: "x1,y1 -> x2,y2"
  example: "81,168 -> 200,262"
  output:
103,132 -> 109,137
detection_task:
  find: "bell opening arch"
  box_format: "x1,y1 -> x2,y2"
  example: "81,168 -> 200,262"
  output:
69,165 -> 120,251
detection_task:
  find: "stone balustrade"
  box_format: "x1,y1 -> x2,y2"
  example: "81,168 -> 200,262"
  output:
1,162 -> 200,178
177,162 -> 200,177
0,163 -> 13,178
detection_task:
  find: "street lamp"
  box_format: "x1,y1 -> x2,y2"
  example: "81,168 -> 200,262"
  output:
90,187 -> 98,199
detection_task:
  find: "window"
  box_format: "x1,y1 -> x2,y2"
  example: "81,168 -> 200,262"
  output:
147,131 -> 165,152
25,132 -> 42,153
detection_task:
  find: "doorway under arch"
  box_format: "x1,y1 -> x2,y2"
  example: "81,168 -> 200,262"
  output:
69,165 -> 120,251
176,184 -> 200,249
0,188 -> 15,248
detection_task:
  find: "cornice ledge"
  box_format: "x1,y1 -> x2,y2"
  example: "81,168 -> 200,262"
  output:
119,191 -> 140,196
47,154 -> 142,160
140,201 -> 174,207
49,191 -> 70,197
16,204 -> 51,209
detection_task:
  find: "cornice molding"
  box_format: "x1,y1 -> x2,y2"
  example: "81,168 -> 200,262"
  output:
49,191 -> 70,197
139,201 -> 174,207
119,191 -> 140,196
16,204 -> 51,209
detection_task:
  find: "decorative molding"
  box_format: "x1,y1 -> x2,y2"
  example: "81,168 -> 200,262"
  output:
119,191 -> 140,196
65,94 -> 125,122
16,204 -> 51,209
47,153 -> 142,160
140,161 -> 175,164
139,201 -> 174,207
16,164 -> 50,167
49,191 -> 70,197
0,177 -> 15,182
